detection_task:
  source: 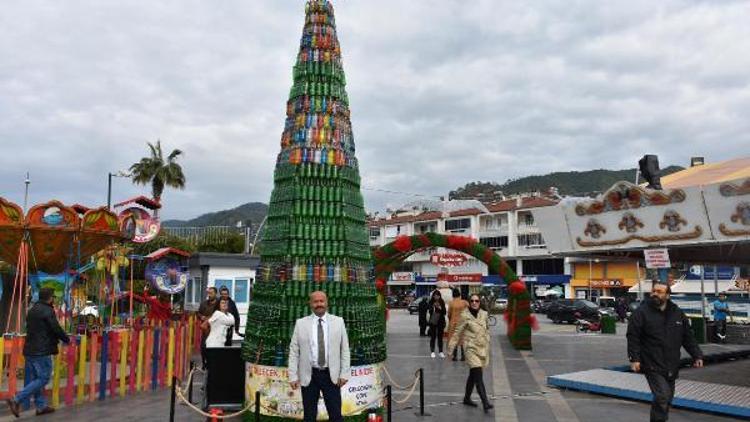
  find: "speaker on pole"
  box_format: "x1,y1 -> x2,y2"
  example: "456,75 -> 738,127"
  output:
638,154 -> 662,190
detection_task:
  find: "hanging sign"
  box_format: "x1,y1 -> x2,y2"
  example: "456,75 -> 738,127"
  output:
430,253 -> 468,267
145,257 -> 188,294
436,273 -> 482,283
644,248 -> 671,269
245,363 -> 384,419
118,207 -> 160,243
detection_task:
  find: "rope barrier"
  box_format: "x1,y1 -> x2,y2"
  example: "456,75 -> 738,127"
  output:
390,373 -> 420,404
174,368 -> 255,419
380,365 -> 418,390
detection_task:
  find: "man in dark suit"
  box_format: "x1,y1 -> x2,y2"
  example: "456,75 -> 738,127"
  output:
219,286 -> 242,345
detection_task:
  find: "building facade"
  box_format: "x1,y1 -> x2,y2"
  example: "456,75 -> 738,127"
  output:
368,196 -> 570,298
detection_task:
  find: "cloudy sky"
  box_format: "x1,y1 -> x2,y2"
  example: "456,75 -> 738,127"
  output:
2,0 -> 749,220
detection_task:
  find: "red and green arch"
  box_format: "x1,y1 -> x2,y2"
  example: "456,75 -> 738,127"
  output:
373,233 -> 534,350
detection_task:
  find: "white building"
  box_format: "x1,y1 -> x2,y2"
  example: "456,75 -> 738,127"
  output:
184,252 -> 259,332
368,196 -> 570,297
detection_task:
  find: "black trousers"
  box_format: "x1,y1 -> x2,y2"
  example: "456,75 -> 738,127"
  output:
715,319 -> 727,341
465,367 -> 491,406
645,372 -> 676,422
419,322 -> 427,336
301,368 -> 342,422
429,324 -> 444,352
200,336 -> 208,369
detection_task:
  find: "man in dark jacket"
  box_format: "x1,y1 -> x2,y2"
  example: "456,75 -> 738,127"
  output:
418,297 -> 429,337
627,281 -> 703,422
6,288 -> 69,417
198,287 -> 218,369
219,286 -> 242,346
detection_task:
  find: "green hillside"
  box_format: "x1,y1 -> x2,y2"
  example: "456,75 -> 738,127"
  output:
162,202 -> 268,229
450,166 -> 684,201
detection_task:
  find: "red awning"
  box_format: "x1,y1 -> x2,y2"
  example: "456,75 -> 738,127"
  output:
113,195 -> 162,210
145,247 -> 191,261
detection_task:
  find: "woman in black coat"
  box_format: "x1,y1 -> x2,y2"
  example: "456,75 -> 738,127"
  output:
427,290 -> 447,358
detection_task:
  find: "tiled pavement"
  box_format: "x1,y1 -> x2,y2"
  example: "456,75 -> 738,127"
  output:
0,311 -> 746,421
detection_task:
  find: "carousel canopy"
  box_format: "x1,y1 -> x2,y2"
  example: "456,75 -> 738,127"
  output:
0,198 -> 135,274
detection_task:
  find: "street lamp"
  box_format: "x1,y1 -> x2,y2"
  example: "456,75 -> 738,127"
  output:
107,171 -> 131,209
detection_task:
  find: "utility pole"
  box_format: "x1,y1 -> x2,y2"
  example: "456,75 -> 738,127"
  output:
23,172 -> 30,212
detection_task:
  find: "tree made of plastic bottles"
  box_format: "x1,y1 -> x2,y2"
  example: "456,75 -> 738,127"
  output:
241,0 -> 387,414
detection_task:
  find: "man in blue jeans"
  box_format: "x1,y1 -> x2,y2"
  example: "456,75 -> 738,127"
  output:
6,287 -> 69,417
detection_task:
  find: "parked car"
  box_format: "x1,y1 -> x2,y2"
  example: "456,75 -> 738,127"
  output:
597,296 -> 617,318
533,299 -> 557,314
495,298 -> 508,312
547,299 -> 600,324
408,296 -> 428,315
386,296 -> 399,308
627,300 -> 642,318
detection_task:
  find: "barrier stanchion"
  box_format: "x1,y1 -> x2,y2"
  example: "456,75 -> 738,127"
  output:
415,367 -> 430,417
386,385 -> 392,422
255,391 -> 260,421
169,375 -> 177,422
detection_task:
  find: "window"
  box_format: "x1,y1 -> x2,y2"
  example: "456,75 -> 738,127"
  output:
214,279 -> 233,296
480,236 -> 508,248
522,213 -> 535,226
384,225 -> 403,238
234,279 -> 249,304
445,218 -> 471,231
518,233 -> 545,247
186,278 -> 193,304
369,227 -> 381,238
192,276 -> 203,304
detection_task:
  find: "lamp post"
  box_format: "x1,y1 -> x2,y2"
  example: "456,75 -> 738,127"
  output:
107,171 -> 131,209
588,259 -> 592,300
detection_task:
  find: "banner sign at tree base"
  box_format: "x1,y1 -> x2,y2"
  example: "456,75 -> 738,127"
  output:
245,363 -> 384,419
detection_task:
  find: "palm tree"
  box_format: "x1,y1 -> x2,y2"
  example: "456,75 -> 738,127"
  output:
129,141 -> 186,202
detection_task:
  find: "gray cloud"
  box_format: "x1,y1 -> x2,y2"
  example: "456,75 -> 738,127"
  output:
1,0 -> 749,219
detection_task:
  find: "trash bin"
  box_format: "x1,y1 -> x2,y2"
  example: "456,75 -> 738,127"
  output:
690,317 -> 706,344
601,315 -> 617,334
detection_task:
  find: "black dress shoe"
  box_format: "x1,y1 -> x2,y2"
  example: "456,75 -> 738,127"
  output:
483,402 -> 494,413
6,399 -> 19,417
36,406 -> 56,415
463,398 -> 478,407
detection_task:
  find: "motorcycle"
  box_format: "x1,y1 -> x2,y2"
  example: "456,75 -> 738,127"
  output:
574,312 -> 602,333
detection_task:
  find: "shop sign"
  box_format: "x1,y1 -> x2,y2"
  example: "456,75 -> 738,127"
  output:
590,279 -> 623,288
390,272 -> 415,282
246,363 -> 384,419
644,248 -> 671,269
430,253 -> 468,267
437,273 -> 482,283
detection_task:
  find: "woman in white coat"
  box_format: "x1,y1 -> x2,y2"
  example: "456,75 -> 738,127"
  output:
206,298 -> 235,348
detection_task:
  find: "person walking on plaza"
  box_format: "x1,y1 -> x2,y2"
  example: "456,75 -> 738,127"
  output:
448,293 -> 494,413
218,286 -> 242,346
712,292 -> 732,343
6,288 -> 70,417
627,281 -> 703,422
427,290 -> 447,358
615,297 -> 628,322
447,289 -> 468,361
288,291 -> 350,422
418,296 -> 429,337
206,298 -> 235,348
198,287 -> 219,369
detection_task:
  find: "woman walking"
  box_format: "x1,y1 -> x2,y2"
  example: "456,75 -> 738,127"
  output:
447,289 -> 468,361
448,294 -> 494,412
427,290 -> 447,358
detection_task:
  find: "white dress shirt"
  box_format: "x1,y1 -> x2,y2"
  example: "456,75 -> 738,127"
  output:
309,312 -> 329,368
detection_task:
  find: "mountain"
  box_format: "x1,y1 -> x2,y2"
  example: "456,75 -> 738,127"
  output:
162,202 -> 268,229
449,166 -> 685,201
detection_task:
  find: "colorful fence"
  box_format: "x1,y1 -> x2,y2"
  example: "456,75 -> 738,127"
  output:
0,315 -> 201,408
